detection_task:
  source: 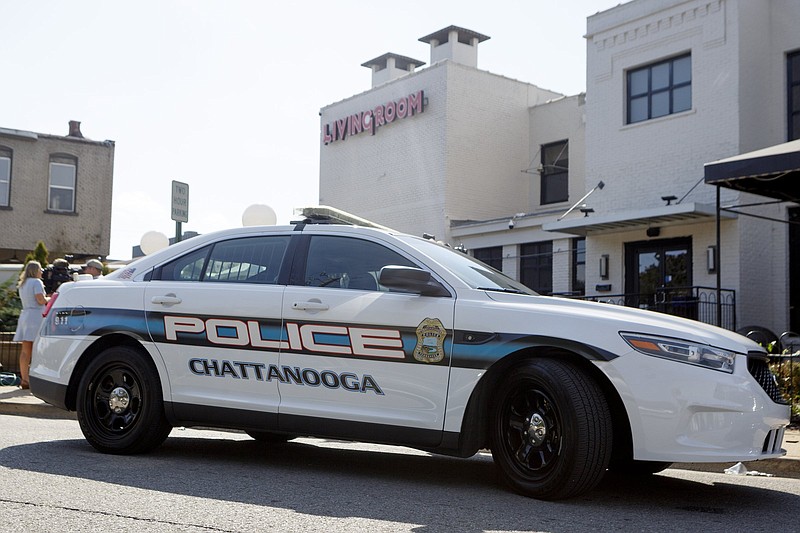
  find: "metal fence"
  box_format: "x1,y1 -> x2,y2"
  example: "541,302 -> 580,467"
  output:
571,286 -> 737,331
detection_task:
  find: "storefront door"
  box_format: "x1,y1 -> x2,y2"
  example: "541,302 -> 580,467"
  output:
625,237 -> 693,317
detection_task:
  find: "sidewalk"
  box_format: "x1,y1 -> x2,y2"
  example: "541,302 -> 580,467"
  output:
1,384 -> 799,478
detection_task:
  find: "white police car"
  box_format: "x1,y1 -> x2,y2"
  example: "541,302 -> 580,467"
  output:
30,208 -> 789,500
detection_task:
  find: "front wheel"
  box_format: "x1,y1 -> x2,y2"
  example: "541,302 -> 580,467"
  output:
76,346 -> 172,454
489,358 -> 612,500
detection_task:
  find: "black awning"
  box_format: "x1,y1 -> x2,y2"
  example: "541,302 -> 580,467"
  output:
704,139 -> 800,202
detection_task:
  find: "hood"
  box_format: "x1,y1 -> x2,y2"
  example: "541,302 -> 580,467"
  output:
484,292 -> 761,354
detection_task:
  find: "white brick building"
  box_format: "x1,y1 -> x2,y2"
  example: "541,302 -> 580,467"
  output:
319,1 -> 800,336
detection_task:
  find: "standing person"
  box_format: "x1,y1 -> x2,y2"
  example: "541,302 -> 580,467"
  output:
83,258 -> 104,279
13,261 -> 50,389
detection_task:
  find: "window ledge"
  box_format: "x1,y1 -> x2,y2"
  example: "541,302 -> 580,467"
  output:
622,108 -> 696,130
0,205 -> 11,211
44,209 -> 78,216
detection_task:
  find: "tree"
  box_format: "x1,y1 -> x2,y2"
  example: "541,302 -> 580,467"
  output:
23,241 -> 49,267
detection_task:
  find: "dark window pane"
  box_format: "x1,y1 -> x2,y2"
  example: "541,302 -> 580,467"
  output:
520,241 -> 553,295
572,238 -> 586,295
791,53 -> 800,76
629,69 -> 649,95
473,246 -> 503,271
673,56 -> 692,84
630,96 -> 648,123
651,91 -> 670,118
673,85 -> 692,113
651,63 -> 670,90
793,113 -> 800,141
540,141 -> 569,204
627,54 -> 690,124
542,173 -> 568,204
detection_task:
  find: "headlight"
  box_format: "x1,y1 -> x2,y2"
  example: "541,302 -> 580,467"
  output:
620,333 -> 736,373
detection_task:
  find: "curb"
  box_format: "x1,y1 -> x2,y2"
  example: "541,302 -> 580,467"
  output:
2,385 -> 800,478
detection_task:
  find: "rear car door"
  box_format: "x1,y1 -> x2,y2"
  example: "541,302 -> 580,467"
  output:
144,233 -> 292,428
278,231 -> 456,447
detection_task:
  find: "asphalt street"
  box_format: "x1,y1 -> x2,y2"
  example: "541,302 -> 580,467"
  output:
2,384 -> 799,479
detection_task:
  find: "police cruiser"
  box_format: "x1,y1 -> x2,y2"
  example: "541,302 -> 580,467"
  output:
30,207 -> 789,500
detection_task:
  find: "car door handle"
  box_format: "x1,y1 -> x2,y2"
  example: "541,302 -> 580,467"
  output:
292,301 -> 329,311
151,294 -> 182,305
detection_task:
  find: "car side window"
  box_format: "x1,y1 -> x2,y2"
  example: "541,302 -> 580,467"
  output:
155,236 -> 290,284
303,235 -> 416,291
204,236 -> 289,284
157,245 -> 211,281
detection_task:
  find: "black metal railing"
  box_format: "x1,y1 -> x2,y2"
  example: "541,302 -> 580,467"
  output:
566,286 -> 737,331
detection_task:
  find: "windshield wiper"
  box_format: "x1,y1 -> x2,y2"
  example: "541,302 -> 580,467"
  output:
477,287 -> 526,294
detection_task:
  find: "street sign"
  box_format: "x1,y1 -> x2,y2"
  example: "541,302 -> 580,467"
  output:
171,180 -> 189,223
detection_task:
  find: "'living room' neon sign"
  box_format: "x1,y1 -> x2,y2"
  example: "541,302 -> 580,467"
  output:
321,90 -> 425,145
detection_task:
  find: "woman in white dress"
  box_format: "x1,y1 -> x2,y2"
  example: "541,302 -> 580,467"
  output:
13,261 -> 50,389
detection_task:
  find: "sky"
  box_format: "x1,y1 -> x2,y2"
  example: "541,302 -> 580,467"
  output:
1,0 -> 625,259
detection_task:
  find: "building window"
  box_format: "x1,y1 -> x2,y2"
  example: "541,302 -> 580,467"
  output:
572,237 -> 585,296
520,241 -> 553,295
0,147 -> 10,207
627,54 -> 691,124
788,50 -> 800,140
473,246 -> 503,271
49,156 -> 77,212
541,140 -> 568,205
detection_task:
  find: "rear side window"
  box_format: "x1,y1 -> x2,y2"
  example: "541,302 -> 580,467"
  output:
156,236 -> 290,284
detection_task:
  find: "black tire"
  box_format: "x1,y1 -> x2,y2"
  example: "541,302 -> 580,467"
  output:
245,430 -> 296,443
489,358 -> 612,500
76,346 -> 172,454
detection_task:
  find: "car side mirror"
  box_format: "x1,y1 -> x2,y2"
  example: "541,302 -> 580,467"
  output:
378,266 -> 450,297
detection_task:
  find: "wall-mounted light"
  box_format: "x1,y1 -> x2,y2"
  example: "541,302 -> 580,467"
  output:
599,254 -> 609,280
646,227 -> 660,237
707,245 -> 717,273
661,195 -> 677,206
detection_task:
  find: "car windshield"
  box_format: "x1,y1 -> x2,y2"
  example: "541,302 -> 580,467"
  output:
400,235 -> 537,295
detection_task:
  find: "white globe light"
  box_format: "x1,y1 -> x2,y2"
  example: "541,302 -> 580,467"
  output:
140,231 -> 169,255
242,204 -> 277,226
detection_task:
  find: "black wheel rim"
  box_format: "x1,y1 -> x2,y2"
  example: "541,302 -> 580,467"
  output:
501,384 -> 562,480
84,363 -> 143,436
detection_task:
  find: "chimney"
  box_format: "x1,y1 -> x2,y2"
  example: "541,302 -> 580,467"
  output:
418,26 -> 490,68
362,53 -> 425,88
68,120 -> 84,138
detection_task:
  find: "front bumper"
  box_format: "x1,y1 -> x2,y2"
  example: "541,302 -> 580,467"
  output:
600,350 -> 790,463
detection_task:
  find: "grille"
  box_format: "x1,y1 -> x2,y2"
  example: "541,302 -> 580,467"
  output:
748,357 -> 789,404
762,427 -> 785,454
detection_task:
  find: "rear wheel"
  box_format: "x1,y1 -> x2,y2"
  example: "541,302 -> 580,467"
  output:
76,346 -> 172,454
489,358 -> 612,500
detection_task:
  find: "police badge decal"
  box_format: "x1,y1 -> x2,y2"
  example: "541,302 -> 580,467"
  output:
413,318 -> 446,363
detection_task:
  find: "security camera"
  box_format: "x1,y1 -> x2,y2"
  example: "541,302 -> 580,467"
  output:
508,219 -> 515,229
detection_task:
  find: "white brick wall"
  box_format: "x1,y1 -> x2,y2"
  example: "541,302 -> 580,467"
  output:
319,61 -> 561,243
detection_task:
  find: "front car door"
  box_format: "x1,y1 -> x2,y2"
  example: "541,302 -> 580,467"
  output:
278,229 -> 456,447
